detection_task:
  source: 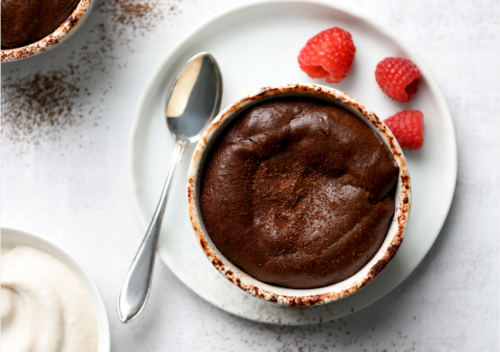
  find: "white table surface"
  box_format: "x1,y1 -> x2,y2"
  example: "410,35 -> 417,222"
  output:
2,0 -> 498,351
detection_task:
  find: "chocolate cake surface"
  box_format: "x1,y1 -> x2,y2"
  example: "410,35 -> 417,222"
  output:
1,0 -> 80,48
200,98 -> 399,289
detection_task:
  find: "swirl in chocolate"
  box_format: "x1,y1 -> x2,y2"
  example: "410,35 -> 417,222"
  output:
200,98 -> 399,289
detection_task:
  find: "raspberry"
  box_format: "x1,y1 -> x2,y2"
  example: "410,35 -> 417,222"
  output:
384,110 -> 424,150
298,27 -> 356,84
375,57 -> 421,102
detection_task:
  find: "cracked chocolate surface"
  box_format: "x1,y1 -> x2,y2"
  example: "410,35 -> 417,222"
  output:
1,0 -> 79,48
200,98 -> 399,289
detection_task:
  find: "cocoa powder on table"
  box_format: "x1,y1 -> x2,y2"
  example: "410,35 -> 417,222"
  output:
2,71 -> 86,145
2,0 -> 180,147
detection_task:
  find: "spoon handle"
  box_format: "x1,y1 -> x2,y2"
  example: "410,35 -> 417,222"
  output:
117,139 -> 187,323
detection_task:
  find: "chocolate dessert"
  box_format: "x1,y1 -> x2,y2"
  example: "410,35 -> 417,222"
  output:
200,98 -> 399,289
1,0 -> 80,48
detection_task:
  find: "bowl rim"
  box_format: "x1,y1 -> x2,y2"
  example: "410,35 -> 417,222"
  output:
1,226 -> 111,351
1,0 -> 94,62
187,83 -> 411,306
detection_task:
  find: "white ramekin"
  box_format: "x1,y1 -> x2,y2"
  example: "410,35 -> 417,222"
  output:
187,83 -> 411,306
1,227 -> 110,350
1,0 -> 94,62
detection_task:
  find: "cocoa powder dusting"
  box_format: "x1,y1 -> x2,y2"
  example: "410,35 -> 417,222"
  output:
2,0 -> 181,148
98,0 -> 168,49
2,71 -> 88,145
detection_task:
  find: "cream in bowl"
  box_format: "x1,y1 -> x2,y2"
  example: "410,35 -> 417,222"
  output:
1,227 -> 110,351
187,83 -> 411,305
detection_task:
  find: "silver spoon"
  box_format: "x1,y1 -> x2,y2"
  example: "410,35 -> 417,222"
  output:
117,52 -> 223,323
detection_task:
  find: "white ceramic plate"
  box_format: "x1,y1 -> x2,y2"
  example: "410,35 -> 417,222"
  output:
1,227 -> 110,350
129,0 -> 456,325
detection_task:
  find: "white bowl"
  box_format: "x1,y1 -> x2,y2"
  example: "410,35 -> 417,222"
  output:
187,83 -> 411,306
1,227 -> 110,350
1,0 -> 95,62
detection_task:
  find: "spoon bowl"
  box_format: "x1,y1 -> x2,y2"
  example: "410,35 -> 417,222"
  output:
166,54 -> 223,142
